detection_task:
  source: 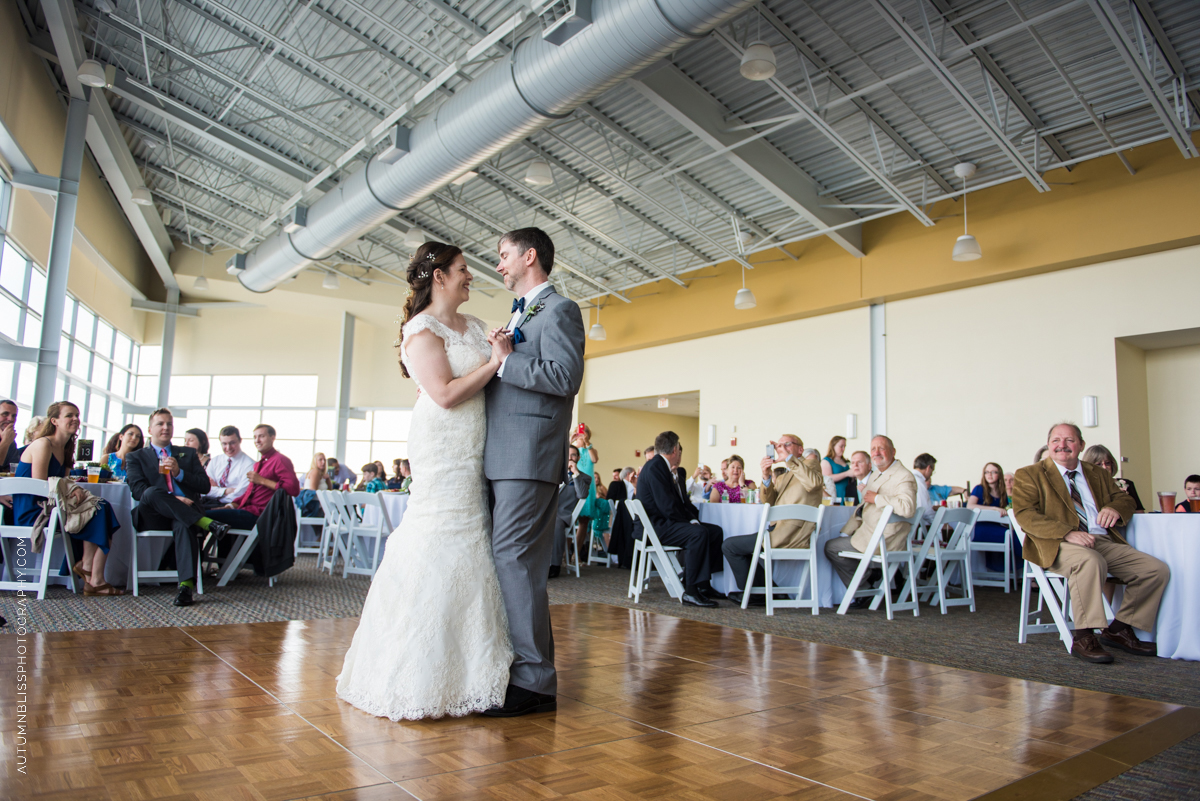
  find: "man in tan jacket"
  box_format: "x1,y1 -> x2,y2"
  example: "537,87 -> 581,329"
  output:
721,434 -> 823,606
824,436 -> 918,603
1013,423 -> 1168,664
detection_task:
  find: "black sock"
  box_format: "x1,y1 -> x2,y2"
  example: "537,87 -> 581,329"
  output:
1108,619 -> 1131,634
1073,628 -> 1095,640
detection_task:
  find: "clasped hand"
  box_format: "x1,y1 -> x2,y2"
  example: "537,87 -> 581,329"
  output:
487,328 -> 514,364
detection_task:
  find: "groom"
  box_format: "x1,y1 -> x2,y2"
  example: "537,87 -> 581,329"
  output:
483,227 -> 585,717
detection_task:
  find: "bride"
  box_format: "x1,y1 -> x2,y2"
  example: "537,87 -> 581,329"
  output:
336,241 -> 514,720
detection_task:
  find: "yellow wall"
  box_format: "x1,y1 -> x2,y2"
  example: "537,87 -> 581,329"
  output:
577,403 -> 699,482
1114,340 -> 1151,493
0,0 -> 159,338
1146,343 -> 1200,498
586,136 -> 1200,357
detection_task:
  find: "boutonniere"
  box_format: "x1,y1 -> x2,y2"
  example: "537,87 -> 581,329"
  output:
513,301 -> 547,345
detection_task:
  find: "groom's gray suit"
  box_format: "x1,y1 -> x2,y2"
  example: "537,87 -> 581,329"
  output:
485,286 -> 585,696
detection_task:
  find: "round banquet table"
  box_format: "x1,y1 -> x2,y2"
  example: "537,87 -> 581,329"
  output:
699,502 -> 854,606
356,491 -> 409,561
1120,514 -> 1200,661
72,482 -> 157,589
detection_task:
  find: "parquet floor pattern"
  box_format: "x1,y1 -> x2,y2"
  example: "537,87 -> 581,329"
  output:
2,603 -> 1188,801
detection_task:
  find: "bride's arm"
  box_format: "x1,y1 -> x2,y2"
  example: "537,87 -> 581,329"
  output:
404,329 -> 504,409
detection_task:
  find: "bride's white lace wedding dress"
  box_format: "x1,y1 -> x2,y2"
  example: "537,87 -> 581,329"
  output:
336,312 -> 512,720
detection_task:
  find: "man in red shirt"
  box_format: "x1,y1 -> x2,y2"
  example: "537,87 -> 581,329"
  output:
209,423 -> 299,530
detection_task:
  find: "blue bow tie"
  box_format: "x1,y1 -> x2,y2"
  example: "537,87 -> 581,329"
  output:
511,297 -> 526,314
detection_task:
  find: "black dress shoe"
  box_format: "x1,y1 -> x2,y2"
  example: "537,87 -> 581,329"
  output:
847,597 -> 871,610
173,585 -> 194,607
681,591 -> 718,608
208,521 -> 231,541
482,684 -> 557,717
547,565 -> 561,579
728,591 -> 766,607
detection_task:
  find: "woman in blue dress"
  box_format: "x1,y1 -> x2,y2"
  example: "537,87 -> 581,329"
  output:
570,424 -> 610,547
967,462 -> 1021,571
822,436 -> 853,502
17,401 -> 122,595
102,423 -> 143,480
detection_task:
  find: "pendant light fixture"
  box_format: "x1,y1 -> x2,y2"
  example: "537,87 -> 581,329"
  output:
952,162 -> 982,261
193,246 -> 209,291
731,214 -> 756,309
131,186 -> 153,206
322,272 -> 340,290
77,60 -> 108,88
403,227 -> 425,248
740,12 -> 776,81
524,160 -> 553,186
588,300 -> 607,340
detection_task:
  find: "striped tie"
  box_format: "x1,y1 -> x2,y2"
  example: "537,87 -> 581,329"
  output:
1065,470 -> 1089,532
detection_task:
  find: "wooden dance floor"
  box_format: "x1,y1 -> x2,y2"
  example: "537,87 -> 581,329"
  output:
5,603 -> 1198,800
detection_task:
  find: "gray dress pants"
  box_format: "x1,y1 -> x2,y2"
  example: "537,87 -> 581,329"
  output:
491,479 -> 558,695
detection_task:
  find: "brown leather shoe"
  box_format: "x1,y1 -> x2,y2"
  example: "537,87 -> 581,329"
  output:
1071,632 -> 1114,664
1099,626 -> 1157,656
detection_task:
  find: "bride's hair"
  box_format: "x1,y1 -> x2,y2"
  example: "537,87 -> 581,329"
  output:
397,241 -> 463,378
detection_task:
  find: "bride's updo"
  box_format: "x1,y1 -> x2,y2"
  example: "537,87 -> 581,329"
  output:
397,241 -> 463,378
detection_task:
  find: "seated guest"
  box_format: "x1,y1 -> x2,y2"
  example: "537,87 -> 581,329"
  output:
203,426 -> 255,508
723,436 -> 823,605
298,452 -> 330,518
604,466 -> 636,568
1081,445 -> 1144,512
687,464 -> 714,503
1004,471 -> 1015,498
0,399 -> 18,522
326,457 -> 356,489
184,429 -> 211,468
1034,445 -> 1050,464
356,463 -> 387,493
17,401 -> 123,595
22,415 -> 43,446
708,454 -> 756,502
824,436 -> 918,607
1013,423 -> 1167,663
126,408 -> 229,607
719,458 -> 729,483
594,469 -> 608,501
844,450 -> 871,504
822,436 -> 855,502
968,462 -> 1019,571
607,467 -> 633,502
1176,475 -> 1200,512
399,459 -> 412,491
633,431 -> 724,607
102,424 -> 144,480
913,453 -> 967,508
551,445 -> 592,578
386,459 -> 406,490
611,468 -> 622,484
644,445 -> 655,462
209,424 -> 300,531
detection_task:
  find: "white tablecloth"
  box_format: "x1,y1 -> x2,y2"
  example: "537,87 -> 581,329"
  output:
355,492 -> 408,560
76,482 -> 157,590
700,503 -> 855,606
1121,515 -> 1200,661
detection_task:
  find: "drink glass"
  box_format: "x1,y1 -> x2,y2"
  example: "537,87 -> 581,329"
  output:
87,465 -> 100,483
158,458 -> 172,476
7,462 -> 16,475
1157,491 -> 1176,513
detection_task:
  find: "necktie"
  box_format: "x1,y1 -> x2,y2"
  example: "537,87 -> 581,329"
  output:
1065,470 -> 1089,531
161,447 -> 175,493
511,297 -> 526,314
220,458 -> 233,487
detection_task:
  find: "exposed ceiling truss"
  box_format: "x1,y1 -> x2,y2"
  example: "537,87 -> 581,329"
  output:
17,0 -> 1199,303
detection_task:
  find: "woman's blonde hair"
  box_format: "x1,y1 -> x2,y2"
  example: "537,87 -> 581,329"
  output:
37,402 -> 79,464
309,452 -> 326,473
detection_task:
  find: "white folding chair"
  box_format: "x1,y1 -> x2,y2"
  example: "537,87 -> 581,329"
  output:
0,478 -> 77,599
1011,513 -> 1113,653
914,507 -> 978,614
968,508 -> 1016,592
835,506 -> 922,619
741,503 -> 825,616
318,491 -> 352,574
564,499 -> 585,578
587,500 -> 614,568
131,529 -> 205,597
294,495 -> 325,557
624,500 -> 685,602
343,492 -> 392,579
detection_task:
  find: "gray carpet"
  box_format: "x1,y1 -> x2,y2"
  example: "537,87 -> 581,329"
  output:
3,558 -> 1197,798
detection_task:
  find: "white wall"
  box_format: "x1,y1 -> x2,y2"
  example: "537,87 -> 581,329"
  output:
1146,343 -> 1200,496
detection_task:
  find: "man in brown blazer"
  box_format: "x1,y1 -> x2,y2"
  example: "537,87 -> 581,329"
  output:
824,436 -> 918,605
722,435 -> 823,605
1013,423 -> 1168,664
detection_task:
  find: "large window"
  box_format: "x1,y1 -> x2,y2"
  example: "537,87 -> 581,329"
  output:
168,374 -> 412,474
0,173 -> 152,447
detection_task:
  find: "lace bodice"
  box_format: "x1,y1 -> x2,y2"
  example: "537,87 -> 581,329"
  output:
401,313 -> 490,390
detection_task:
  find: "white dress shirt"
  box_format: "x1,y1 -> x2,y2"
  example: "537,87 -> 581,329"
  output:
205,450 -> 256,501
1054,460 -> 1107,537
498,281 -> 552,377
911,466 -> 934,525
686,477 -> 710,502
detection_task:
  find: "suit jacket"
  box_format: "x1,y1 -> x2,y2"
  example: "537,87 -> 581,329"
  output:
761,455 -> 824,548
841,459 -> 918,552
1012,458 -> 1136,569
605,479 -> 628,503
557,471 -> 592,526
635,456 -> 697,534
484,287 -> 586,484
126,444 -> 210,505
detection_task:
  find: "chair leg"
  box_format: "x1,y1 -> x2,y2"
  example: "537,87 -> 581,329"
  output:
763,556 -> 773,616
131,535 -> 140,597
810,554 -> 820,615
935,557 -> 947,615
837,555 -> 872,615
965,554 -> 976,612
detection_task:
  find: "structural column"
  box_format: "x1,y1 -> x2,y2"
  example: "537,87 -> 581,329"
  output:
156,288 -> 178,409
869,302 -> 887,438
32,95 -> 89,415
334,312 -> 355,462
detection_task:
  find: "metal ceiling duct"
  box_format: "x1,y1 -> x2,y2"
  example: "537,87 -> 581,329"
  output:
236,0 -> 759,292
